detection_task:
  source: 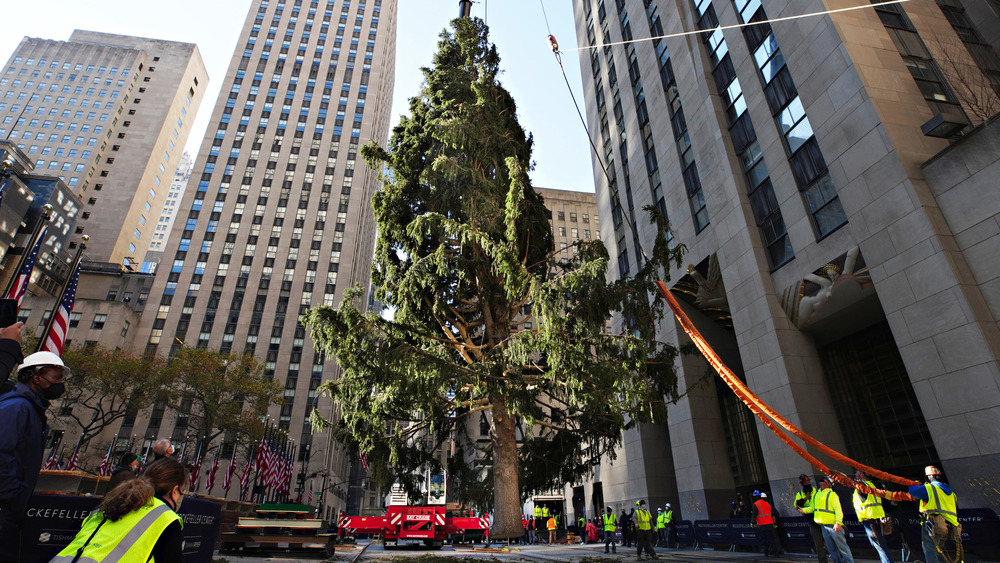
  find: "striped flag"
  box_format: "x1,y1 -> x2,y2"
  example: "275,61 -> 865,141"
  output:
239,455 -> 254,501
222,439 -> 238,496
206,447 -> 220,495
307,486 -> 314,506
67,448 -> 80,471
6,227 -> 46,308
40,262 -> 80,356
190,448 -> 204,492
98,436 -> 116,477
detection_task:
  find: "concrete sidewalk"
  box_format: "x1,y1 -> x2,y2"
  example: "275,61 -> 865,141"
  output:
220,539 -> 980,562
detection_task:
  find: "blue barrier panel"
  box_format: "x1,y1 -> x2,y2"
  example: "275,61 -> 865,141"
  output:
895,509 -> 1000,553
778,517 -> 818,550
674,520 -> 695,544
693,519 -> 766,546
11,493 -> 221,563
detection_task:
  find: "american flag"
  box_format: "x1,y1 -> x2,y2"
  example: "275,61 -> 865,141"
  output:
307,486 -> 314,506
206,447 -> 220,495
190,450 -> 204,492
40,262 -> 80,356
359,451 -> 369,472
223,440 -> 238,496
5,227 -> 46,308
43,450 -> 58,470
67,448 -> 80,472
98,438 -> 115,477
239,455 -> 254,501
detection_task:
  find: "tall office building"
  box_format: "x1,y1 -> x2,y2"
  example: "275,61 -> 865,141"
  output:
136,0 -> 398,517
142,151 -> 193,269
0,32 -> 208,266
567,0 -> 1000,520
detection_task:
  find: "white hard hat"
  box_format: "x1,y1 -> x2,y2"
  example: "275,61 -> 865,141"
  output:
760,493 -> 767,498
16,351 -> 71,381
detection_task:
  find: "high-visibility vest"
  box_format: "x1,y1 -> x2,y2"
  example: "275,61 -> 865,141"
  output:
535,506 -> 542,518
920,482 -> 958,527
635,508 -> 652,530
603,512 -> 616,531
665,509 -> 674,524
852,480 -> 886,521
547,517 -> 556,530
52,498 -> 181,562
754,499 -> 775,526
541,507 -> 549,517
579,516 -> 586,528
812,488 -> 842,526
796,487 -> 820,514
656,512 -> 666,529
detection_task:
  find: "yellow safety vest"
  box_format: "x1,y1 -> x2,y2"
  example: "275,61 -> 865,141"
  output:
52,498 -> 181,563
665,510 -> 674,524
541,507 -> 549,517
852,480 -> 886,521
535,506 -> 541,517
921,482 -> 958,527
812,488 -> 843,526
796,487 -> 820,514
603,512 -> 616,531
656,512 -> 666,529
635,508 -> 652,530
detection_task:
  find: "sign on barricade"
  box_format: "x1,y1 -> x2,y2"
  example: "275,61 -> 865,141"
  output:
12,494 -> 221,563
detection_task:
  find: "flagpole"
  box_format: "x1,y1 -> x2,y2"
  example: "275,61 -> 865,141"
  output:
36,233 -> 88,353
254,419 -> 271,504
1,204 -> 53,298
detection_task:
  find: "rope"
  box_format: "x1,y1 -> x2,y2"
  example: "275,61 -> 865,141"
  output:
538,0 -> 553,36
656,281 -> 918,502
559,0 -> 914,53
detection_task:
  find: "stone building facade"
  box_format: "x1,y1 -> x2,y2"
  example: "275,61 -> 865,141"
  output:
568,0 -> 1000,520
0,31 -> 208,266
130,0 -> 398,519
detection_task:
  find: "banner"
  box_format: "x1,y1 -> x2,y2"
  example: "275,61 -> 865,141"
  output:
11,494 -> 221,563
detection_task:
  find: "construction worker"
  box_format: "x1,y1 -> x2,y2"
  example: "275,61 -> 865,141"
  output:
604,506 -> 617,554
852,470 -> 894,563
655,507 -> 666,546
751,490 -> 782,557
663,503 -> 674,548
546,512 -> 557,545
634,499 -> 658,560
907,465 -> 958,563
811,476 -> 854,563
534,505 -> 543,543
795,474 -> 829,563
578,513 -> 586,543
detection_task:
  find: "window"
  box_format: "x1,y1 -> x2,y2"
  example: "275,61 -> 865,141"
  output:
121,320 -> 130,337
91,314 -> 108,329
69,312 -> 82,328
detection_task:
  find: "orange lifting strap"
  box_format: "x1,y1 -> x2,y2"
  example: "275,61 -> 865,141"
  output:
657,281 -> 917,502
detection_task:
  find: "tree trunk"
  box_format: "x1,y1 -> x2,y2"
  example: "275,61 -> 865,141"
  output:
490,393 -> 524,540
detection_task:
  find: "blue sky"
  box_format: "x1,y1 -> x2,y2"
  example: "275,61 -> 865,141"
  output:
1,0 -> 595,193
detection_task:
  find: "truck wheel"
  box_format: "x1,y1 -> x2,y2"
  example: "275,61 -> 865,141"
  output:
423,539 -> 443,549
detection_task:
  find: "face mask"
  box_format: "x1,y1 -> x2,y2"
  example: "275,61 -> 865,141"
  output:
41,382 -> 65,400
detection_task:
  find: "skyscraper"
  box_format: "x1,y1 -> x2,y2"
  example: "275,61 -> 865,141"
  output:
0,31 -> 208,266
136,0 -> 398,517
568,0 -> 1000,518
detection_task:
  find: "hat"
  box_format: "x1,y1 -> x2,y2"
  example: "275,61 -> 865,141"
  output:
752,489 -> 761,496
636,500 -> 646,506
730,501 -> 736,505
819,475 -> 833,485
760,493 -> 767,499
119,452 -> 138,466
16,351 -> 71,382
799,474 -> 810,480
657,508 -> 662,512
925,465 -> 942,477
665,503 -> 671,508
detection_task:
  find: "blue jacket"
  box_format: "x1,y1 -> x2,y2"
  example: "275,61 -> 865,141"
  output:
908,480 -> 953,500
0,383 -> 50,530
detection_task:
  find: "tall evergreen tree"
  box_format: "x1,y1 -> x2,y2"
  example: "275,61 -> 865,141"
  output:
303,17 -> 684,539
